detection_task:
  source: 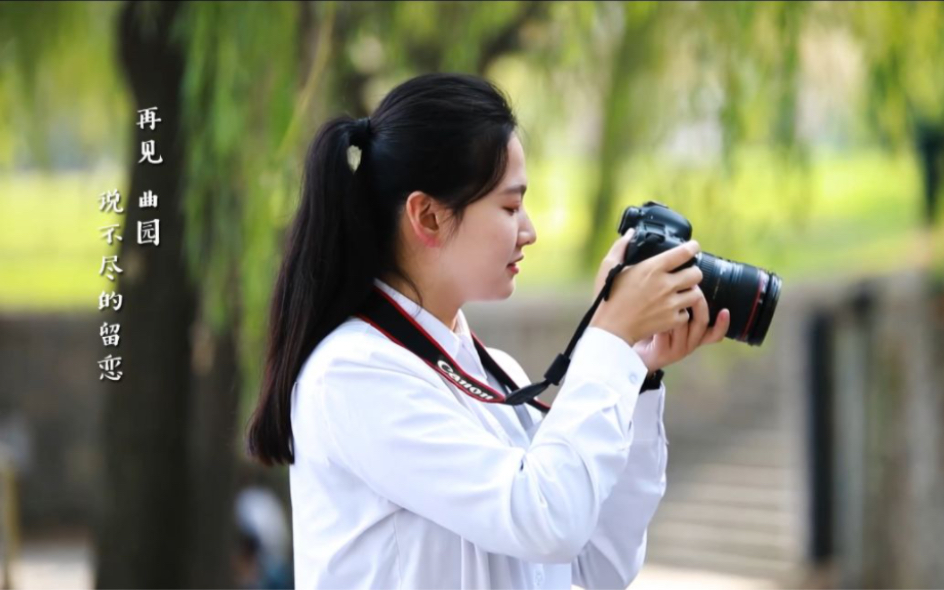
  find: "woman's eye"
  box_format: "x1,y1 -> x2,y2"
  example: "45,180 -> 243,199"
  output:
504,207 -> 519,215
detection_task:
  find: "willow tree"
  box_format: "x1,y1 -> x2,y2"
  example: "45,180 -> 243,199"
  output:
843,1 -> 944,228
555,0 -> 811,268
564,1 -> 943,269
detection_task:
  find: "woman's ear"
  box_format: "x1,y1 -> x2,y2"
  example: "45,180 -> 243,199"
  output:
404,191 -> 448,248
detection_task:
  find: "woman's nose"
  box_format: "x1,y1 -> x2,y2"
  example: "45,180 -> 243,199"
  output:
519,211 -> 537,246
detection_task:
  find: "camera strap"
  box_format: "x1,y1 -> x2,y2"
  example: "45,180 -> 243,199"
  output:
355,286 -> 552,414
500,259 -> 633,405
357,241 -> 654,415
502,235 -> 667,405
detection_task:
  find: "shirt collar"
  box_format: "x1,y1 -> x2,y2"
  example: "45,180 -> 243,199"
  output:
372,278 -> 474,361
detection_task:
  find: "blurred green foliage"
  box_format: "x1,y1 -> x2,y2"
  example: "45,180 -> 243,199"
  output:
0,168 -> 124,310
0,147 -> 929,307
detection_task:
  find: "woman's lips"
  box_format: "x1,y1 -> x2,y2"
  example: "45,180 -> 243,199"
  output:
507,255 -> 523,274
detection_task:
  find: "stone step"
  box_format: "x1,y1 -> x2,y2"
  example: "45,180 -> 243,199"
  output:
646,378 -> 801,581
654,500 -> 794,534
669,427 -> 792,449
646,542 -> 797,580
675,410 -> 788,433
665,462 -> 794,489
660,481 -> 795,510
648,521 -> 794,561
667,445 -> 798,469
667,439 -> 792,464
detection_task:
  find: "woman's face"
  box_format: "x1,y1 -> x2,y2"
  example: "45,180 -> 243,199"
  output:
438,133 -> 537,302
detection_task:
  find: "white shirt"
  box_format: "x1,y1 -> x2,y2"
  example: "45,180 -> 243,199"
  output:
290,278 -> 669,589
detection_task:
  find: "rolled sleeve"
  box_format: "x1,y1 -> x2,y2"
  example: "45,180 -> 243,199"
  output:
564,327 -> 651,436
569,327 -> 650,396
572,383 -> 669,589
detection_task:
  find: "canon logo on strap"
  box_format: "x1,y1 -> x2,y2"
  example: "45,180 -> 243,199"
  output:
356,286 -> 552,414
436,359 -> 498,401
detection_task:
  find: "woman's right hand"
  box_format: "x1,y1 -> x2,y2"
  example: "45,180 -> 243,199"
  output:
589,233 -> 705,347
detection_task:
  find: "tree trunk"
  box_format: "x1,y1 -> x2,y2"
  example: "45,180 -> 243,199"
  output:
916,123 -> 944,226
583,6 -> 654,268
95,1 -> 197,587
96,2 -> 245,588
185,320 -> 240,589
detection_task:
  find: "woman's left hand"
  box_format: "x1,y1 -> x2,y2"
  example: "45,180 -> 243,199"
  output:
632,286 -> 731,372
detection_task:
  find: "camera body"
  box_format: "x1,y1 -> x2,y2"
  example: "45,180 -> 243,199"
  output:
618,201 -> 697,270
616,201 -> 782,347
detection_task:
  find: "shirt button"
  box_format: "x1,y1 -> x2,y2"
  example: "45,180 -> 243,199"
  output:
629,373 -> 640,385
534,569 -> 544,586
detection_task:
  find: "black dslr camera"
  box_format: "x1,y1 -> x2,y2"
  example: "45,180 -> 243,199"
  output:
618,201 -> 782,346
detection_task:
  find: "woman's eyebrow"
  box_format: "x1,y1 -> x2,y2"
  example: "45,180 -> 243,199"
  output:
503,183 -> 527,197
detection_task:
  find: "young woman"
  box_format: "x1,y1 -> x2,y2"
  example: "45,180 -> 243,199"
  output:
247,72 -> 730,589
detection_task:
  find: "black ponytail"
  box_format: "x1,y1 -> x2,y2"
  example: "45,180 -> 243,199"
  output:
246,73 -> 518,466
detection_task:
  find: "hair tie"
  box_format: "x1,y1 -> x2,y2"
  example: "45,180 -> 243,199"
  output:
347,116 -> 372,173
352,117 -> 371,143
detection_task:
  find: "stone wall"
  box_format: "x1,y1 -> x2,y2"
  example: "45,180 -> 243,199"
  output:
0,313 -> 104,529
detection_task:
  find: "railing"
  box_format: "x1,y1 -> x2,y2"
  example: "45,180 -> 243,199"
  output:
806,271 -> 944,588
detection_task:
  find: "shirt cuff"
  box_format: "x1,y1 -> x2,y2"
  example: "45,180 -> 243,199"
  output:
558,327 -> 650,440
570,327 -> 649,386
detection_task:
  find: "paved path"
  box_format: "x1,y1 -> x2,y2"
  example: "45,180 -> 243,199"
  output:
9,534 -> 778,590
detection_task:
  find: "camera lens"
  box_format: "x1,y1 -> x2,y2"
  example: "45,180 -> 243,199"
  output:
695,253 -> 782,346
